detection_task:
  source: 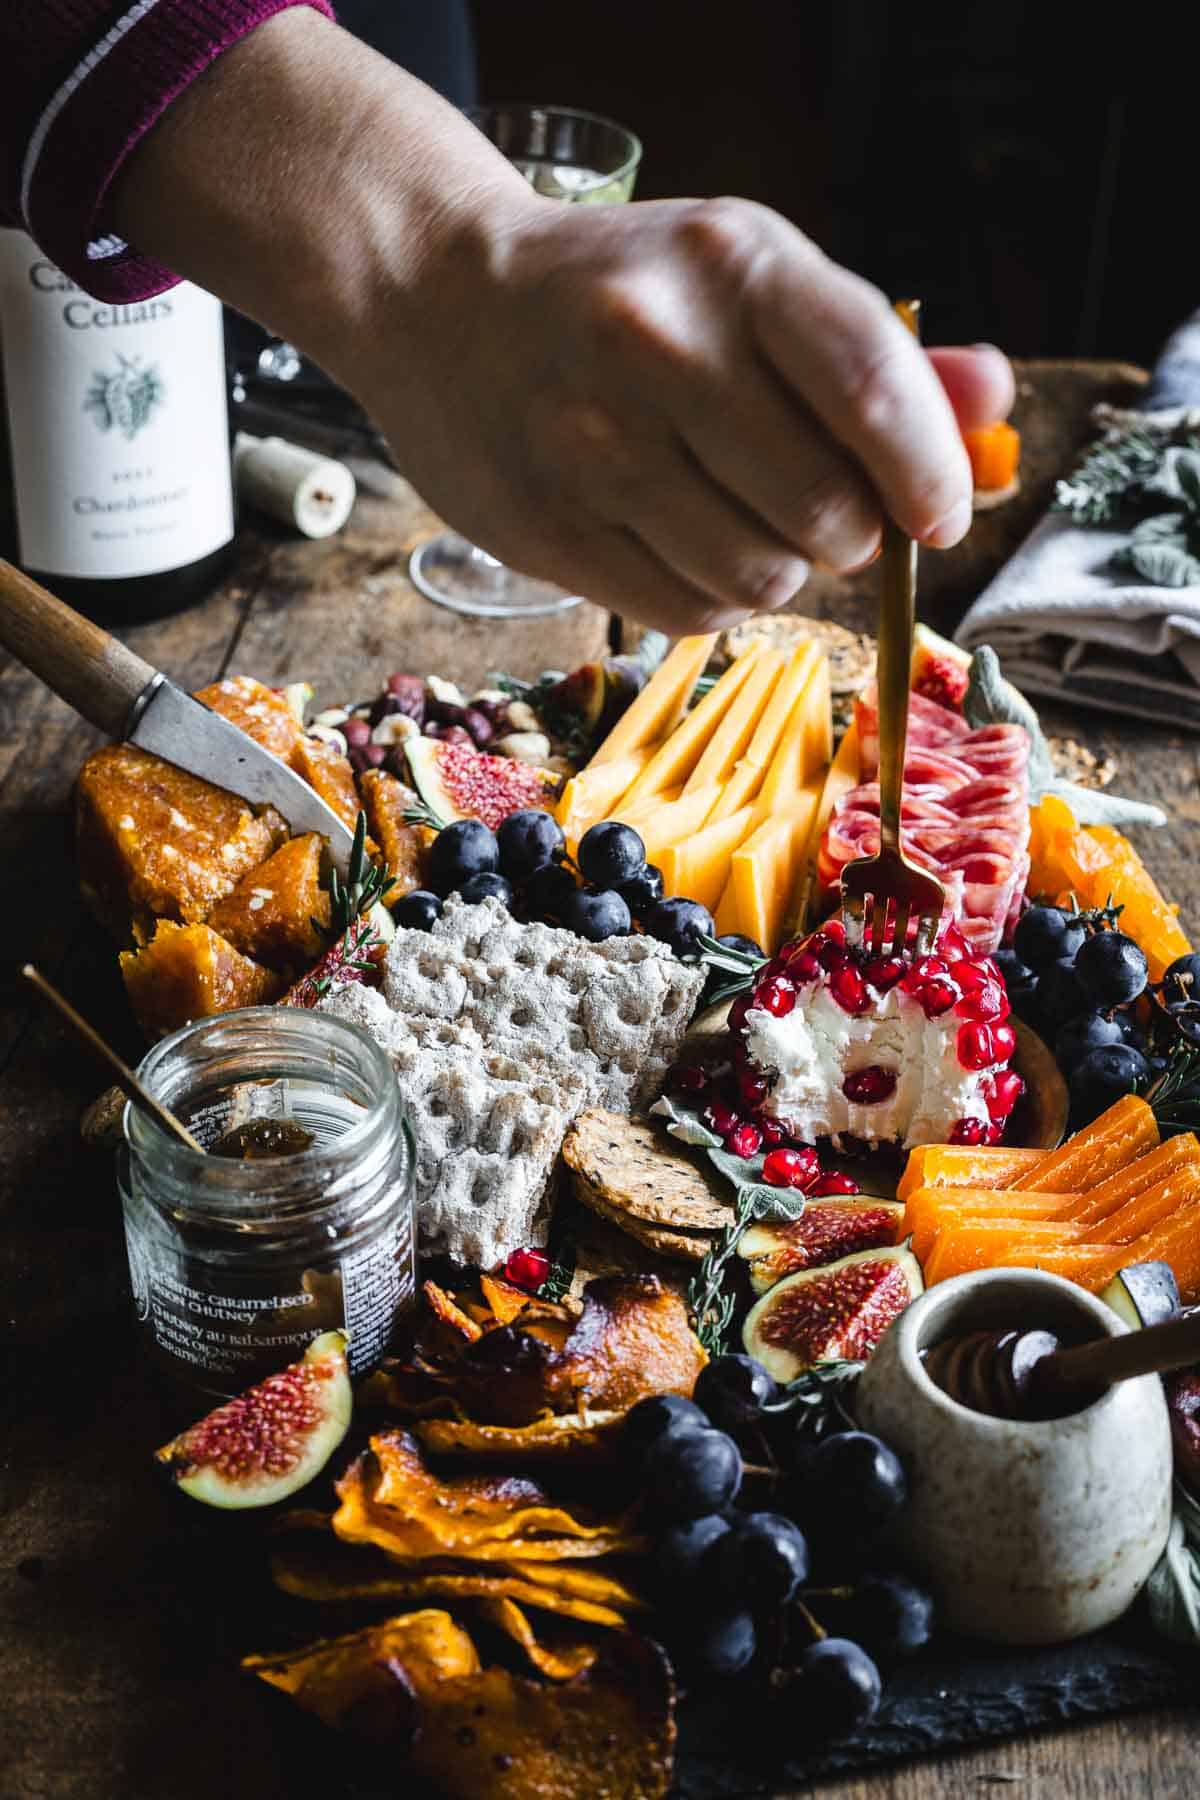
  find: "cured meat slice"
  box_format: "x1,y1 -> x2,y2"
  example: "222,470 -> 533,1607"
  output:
820,695 -> 1030,953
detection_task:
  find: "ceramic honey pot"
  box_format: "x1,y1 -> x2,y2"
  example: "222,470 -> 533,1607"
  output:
855,1267 -> 1173,1646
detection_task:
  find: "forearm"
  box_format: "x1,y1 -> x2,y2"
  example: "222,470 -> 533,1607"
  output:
112,10 -> 537,375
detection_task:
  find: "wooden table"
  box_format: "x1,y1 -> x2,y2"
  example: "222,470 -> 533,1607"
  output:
2,363 -> 1196,1799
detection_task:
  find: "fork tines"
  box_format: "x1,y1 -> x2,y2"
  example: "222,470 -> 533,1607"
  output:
839,856 -> 945,960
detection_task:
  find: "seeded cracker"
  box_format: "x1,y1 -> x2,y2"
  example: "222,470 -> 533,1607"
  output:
562,1110 -> 733,1232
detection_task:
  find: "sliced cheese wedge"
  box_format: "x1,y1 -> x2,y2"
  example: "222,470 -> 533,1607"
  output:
681,648 -> 785,795
556,746 -> 657,844
610,784 -> 724,861
708,640 -> 822,824
725,786 -> 821,953
745,652 -> 832,831
610,784 -> 683,824
618,646 -> 764,809
784,716 -> 862,935
588,633 -> 717,766
658,804 -> 757,913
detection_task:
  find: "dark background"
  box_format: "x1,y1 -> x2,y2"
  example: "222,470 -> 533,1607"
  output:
462,1 -> 1185,368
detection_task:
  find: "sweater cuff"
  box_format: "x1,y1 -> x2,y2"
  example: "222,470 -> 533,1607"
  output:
23,0 -> 336,303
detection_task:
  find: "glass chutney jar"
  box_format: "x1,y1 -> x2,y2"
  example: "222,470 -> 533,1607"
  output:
118,1006 -> 415,1397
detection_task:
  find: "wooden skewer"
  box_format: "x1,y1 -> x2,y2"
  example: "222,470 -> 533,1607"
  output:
22,964 -> 205,1154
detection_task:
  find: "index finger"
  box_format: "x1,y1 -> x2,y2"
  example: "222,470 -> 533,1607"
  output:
749,241 -> 975,547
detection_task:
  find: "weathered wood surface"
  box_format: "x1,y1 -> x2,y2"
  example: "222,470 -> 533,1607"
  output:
2,366 -> 1197,1800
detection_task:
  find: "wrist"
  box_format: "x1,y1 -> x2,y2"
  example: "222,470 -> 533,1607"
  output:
111,9 -> 539,370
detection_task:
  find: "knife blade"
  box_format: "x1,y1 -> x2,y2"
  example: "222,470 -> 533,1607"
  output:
129,675 -> 357,871
0,559 -> 356,872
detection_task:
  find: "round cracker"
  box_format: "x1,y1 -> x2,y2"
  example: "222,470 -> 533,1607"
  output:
561,1110 -> 733,1231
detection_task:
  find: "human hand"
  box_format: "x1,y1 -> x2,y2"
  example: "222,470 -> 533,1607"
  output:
348,193 -> 1013,633
113,13 -> 1012,634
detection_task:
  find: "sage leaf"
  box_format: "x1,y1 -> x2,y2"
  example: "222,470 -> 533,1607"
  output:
1146,1484 -> 1200,1647
1131,511 -> 1190,543
1121,540 -> 1200,587
746,1185 -> 808,1223
650,1094 -> 722,1150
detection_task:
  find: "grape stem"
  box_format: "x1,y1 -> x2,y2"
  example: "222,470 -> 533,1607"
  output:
793,1598 -> 827,1643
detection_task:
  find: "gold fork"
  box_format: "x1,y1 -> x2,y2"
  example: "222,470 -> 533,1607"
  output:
839,300 -> 946,959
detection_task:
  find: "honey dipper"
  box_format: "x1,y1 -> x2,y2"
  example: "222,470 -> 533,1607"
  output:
922,1308 -> 1200,1421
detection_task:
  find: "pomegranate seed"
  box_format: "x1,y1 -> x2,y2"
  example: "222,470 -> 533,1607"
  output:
728,993 -> 753,1032
989,1070 -> 1026,1118
938,921 -> 970,960
955,978 -> 1010,1025
726,1122 -> 763,1159
762,1146 -> 821,1190
950,959 -> 989,992
828,964 -> 872,1015
503,1246 -> 550,1291
760,956 -> 793,983
985,1120 -> 1005,1144
842,1064 -> 897,1104
736,1068 -> 769,1108
818,940 -> 853,972
918,975 -> 961,1018
948,1116 -> 986,1145
756,975 -> 797,1017
668,1062 -> 709,1095
783,948 -> 821,983
704,1099 -> 740,1137
956,1020 -> 1016,1071
757,1117 -> 787,1148
864,957 -> 906,992
822,918 -> 848,945
808,1170 -> 861,1196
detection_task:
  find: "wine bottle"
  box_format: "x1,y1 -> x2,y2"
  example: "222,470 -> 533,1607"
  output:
0,229 -> 235,622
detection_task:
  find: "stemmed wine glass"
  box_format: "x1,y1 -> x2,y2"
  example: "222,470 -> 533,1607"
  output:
408,104 -> 642,618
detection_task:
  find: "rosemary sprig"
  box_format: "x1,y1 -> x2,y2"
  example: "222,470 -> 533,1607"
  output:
689,1201 -> 757,1355
537,1259 -> 574,1304
325,810 -> 397,938
1053,419 -> 1200,527
762,1360 -> 865,1437
1145,1041 -> 1200,1137
401,797 -> 449,834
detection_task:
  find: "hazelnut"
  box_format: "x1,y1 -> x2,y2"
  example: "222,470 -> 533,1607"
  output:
495,731 -> 552,764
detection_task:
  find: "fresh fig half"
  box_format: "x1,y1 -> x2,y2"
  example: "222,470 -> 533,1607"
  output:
739,1202 -> 904,1295
155,1331 -> 352,1509
1099,1261 -> 1180,1331
743,1247 -> 923,1383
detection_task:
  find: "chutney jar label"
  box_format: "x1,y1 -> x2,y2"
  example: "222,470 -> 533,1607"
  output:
0,231 -> 234,578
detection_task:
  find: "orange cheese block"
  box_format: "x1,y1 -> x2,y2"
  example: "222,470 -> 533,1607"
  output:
609,785 -> 723,861
619,647 -> 764,808
708,641 -> 823,823
896,1144 -> 1044,1203
120,920 -> 282,1041
1056,1134 -> 1200,1227
903,1188 -> 1071,1265
787,712 -> 860,933
923,1219 -> 1088,1286
747,657 -> 832,829
1121,1198 -> 1200,1303
556,747 -> 658,844
588,633 -> 716,766
1089,1167 -> 1200,1247
721,787 -> 821,954
682,648 -> 786,795
658,804 -> 756,913
987,1243 -> 1127,1292
1002,1094 -> 1158,1193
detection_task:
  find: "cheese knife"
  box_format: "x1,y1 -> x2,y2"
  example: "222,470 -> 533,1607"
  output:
0,557 -> 357,872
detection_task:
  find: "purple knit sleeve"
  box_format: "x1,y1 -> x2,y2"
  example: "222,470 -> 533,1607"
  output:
0,1 -> 336,301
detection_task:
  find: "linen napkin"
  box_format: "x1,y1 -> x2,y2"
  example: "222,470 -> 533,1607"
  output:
955,311 -> 1200,729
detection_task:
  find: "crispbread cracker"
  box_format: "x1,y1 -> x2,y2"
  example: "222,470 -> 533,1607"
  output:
569,1175 -> 714,1262
562,1110 -> 733,1231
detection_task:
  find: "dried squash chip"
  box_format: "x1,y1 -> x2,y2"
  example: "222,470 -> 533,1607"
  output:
242,1609 -> 478,1732
475,1597 -> 598,1681
332,1433 -> 644,1563
403,1636 -> 676,1800
422,1280 -> 483,1343
270,1541 -> 635,1628
496,1560 -> 646,1612
480,1273 -> 536,1327
412,1410 -> 625,1462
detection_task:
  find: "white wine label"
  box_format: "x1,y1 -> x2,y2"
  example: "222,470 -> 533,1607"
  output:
0,231 -> 234,579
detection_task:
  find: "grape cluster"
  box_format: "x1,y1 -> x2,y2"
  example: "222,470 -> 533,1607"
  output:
1003,905 -> 1158,1123
625,1356 -> 933,1752
396,814 -> 715,955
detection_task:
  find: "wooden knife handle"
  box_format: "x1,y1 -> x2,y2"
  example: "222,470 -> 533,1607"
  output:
0,558 -> 158,738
